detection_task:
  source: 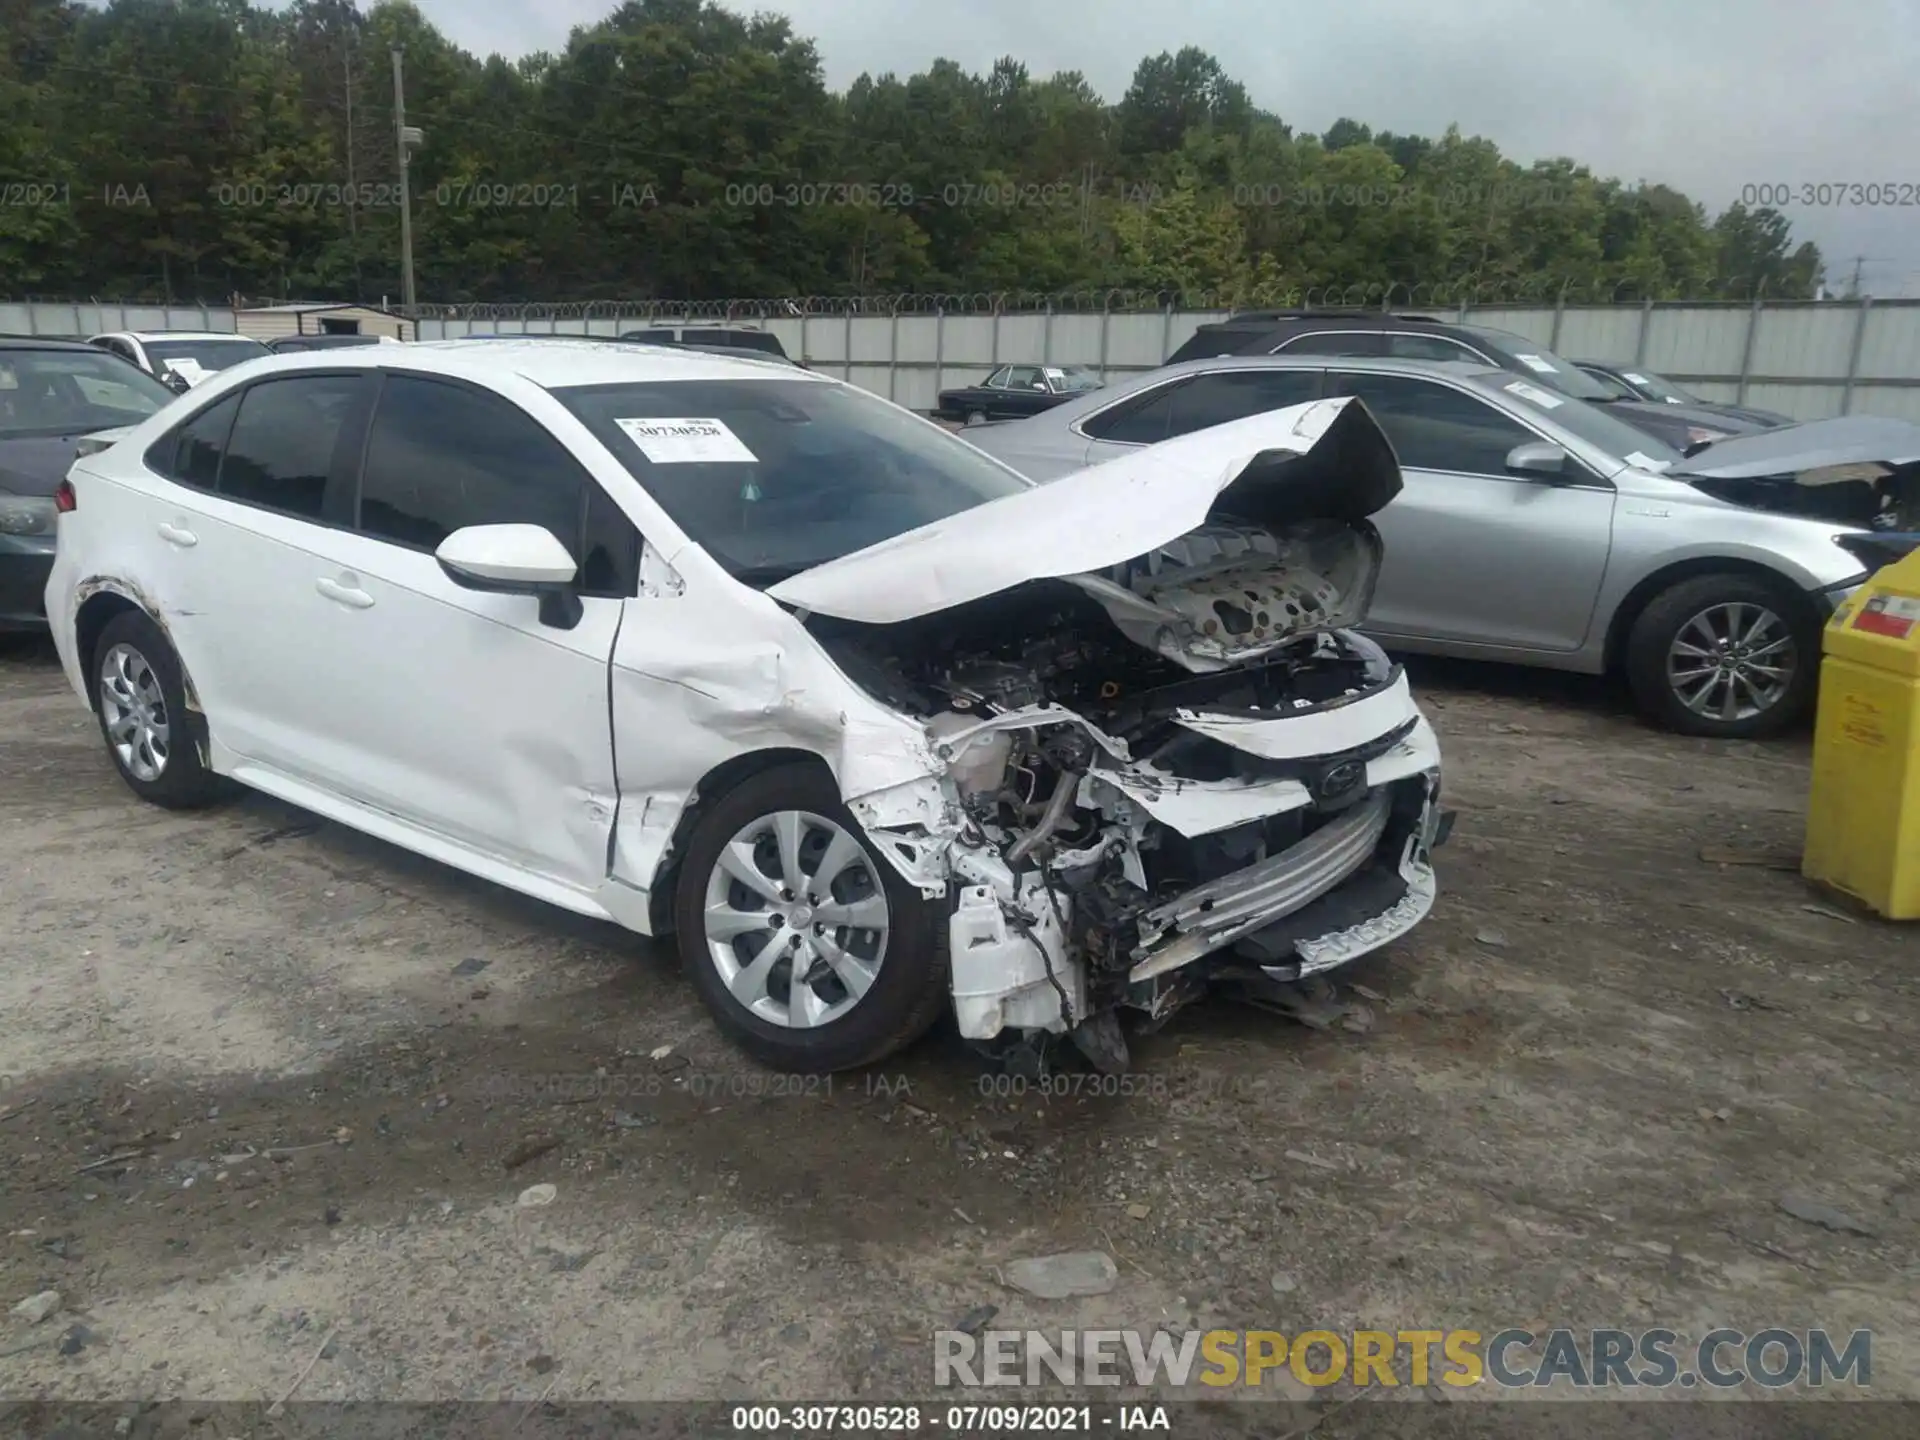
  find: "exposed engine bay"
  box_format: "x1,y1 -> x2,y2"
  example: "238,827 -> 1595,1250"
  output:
1687,461 -> 1920,530
810,517 -> 1447,1071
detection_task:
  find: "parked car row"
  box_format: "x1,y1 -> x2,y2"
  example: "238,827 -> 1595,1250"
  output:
961,351 -> 1913,739
22,324 -> 1920,1076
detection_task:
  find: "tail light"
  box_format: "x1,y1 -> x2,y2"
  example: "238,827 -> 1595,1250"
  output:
54,479 -> 76,514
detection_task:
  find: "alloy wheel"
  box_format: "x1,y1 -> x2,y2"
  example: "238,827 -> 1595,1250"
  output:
1666,601 -> 1797,724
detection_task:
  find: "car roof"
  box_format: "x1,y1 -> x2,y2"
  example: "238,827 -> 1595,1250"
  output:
119,331 -> 266,342
1151,353 -> 1508,382
624,323 -> 770,333
1207,309 -> 1458,328
0,335 -> 101,351
224,336 -> 829,390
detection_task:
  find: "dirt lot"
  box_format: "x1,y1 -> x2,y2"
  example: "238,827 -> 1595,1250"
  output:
2,630 -> 1917,1429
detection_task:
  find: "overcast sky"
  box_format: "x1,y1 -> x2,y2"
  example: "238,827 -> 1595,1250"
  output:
410,0 -> 1920,295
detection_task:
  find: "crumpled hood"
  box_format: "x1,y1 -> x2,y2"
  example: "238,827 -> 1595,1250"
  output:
767,397 -> 1401,625
1674,415 -> 1920,482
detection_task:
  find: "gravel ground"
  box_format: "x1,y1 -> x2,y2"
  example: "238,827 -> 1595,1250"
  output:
1,631 -> 1916,1433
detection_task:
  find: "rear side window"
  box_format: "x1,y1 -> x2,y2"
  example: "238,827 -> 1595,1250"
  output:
1081,379 -> 1193,444
1165,328 -> 1265,364
217,376 -> 365,519
1273,331 -> 1383,357
146,393 -> 241,489
688,328 -> 785,357
355,374 -> 639,597
1386,333 -> 1486,363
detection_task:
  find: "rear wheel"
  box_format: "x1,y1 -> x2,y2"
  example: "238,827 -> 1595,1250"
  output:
966,409 -> 987,426
672,762 -> 949,1072
1624,573 -> 1817,738
91,610 -> 223,808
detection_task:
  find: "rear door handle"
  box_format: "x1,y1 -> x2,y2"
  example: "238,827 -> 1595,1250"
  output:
157,521 -> 198,548
315,575 -> 375,610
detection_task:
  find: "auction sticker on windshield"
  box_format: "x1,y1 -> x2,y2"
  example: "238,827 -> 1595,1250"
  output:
1504,380 -> 1564,409
615,416 -> 757,463
1514,354 -> 1559,373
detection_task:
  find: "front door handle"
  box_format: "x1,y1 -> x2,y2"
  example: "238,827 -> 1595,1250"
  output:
315,575 -> 375,610
157,521 -> 198,548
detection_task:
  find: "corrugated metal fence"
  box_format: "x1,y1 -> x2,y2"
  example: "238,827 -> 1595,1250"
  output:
8,297 -> 1920,422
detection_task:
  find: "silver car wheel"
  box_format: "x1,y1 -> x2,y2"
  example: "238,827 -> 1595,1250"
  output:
98,642 -> 172,782
1667,601 -> 1797,723
701,809 -> 891,1029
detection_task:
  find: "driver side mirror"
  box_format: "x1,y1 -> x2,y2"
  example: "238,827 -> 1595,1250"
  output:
162,370 -> 192,394
435,523 -> 583,630
1506,440 -> 1571,482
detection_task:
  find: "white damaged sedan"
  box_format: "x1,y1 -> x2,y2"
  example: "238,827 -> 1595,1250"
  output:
45,340 -> 1449,1072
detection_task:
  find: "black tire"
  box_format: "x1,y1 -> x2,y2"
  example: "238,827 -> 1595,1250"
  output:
671,761 -> 950,1072
90,609 -> 225,809
1624,572 -> 1818,739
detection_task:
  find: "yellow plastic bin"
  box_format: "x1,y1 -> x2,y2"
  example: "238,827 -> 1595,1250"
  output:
1804,545 -> 1920,918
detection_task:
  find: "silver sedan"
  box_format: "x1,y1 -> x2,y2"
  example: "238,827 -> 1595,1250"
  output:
962,355 -> 1892,738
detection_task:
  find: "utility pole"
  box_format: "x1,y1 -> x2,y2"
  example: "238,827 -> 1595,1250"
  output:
343,45 -> 357,241
391,45 -> 421,310
1850,255 -> 1864,297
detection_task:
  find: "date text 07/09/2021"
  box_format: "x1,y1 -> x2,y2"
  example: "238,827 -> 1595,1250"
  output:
729,1405 -> 1169,1434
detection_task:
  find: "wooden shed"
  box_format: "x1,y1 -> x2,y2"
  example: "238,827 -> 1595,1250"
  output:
233,302 -> 414,342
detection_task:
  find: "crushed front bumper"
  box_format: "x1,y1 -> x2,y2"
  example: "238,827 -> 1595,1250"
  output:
1124,774 -> 1449,1008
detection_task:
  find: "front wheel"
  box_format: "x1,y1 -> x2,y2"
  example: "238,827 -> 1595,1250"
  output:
1624,574 -> 1817,738
672,761 -> 950,1072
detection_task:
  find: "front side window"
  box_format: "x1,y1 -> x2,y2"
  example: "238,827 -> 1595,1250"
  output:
1332,373 -> 1534,474
1623,369 -> 1700,405
1048,365 -> 1103,393
1006,366 -> 1045,390
1162,369 -> 1324,439
217,375 -> 366,518
555,377 -> 1028,584
1463,327 -> 1615,401
1578,366 -> 1638,401
357,376 -> 583,556
0,348 -> 173,437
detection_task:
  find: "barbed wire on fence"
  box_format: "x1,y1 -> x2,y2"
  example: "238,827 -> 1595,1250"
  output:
2,276 -> 1855,320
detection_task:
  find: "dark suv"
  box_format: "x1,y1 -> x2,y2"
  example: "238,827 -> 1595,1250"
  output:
1167,311 -> 1767,452
619,324 -> 795,364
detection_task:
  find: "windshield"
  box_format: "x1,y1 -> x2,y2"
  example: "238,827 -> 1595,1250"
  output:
1620,368 -> 1700,405
1464,326 -> 1616,402
1048,365 -> 1103,393
1473,373 -> 1685,470
555,377 -> 1031,582
145,338 -> 272,374
0,348 -> 174,438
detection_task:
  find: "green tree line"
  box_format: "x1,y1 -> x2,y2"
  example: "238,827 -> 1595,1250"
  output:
0,0 -> 1825,305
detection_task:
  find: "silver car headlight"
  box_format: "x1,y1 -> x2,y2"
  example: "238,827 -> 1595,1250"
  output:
0,492 -> 57,537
